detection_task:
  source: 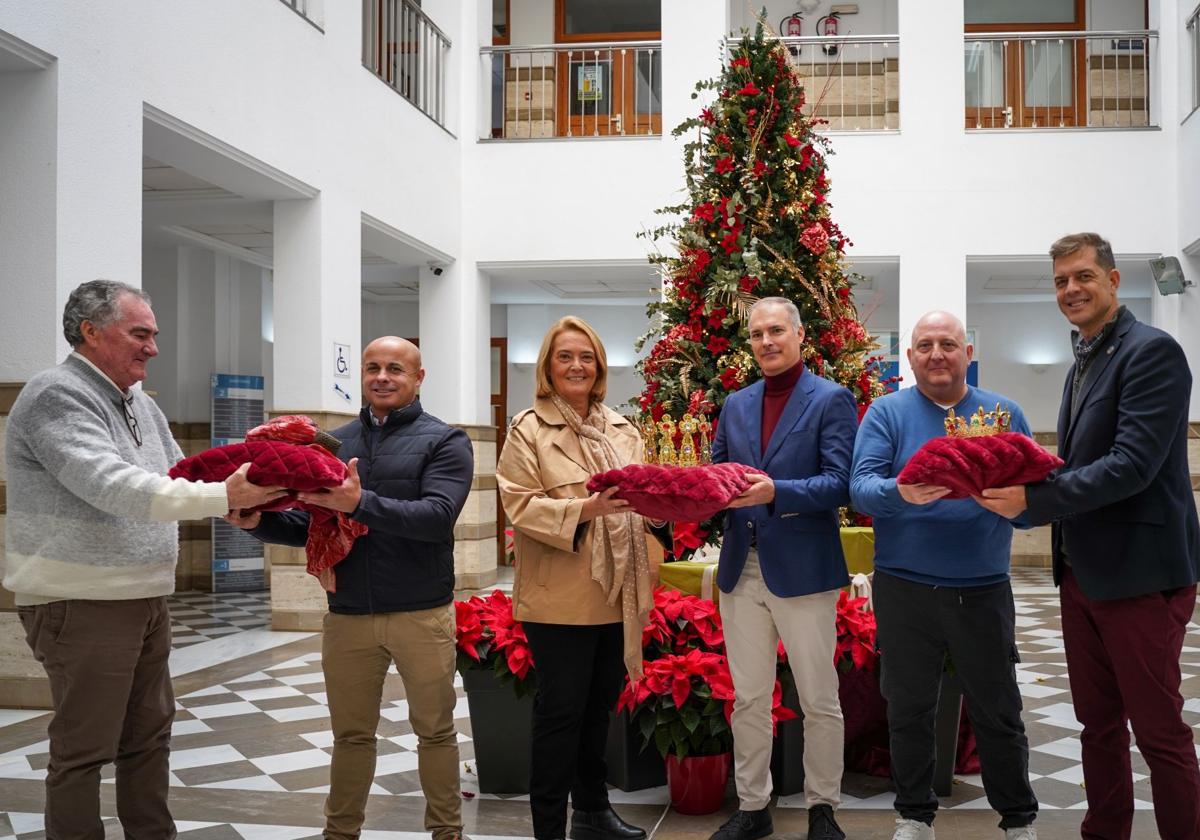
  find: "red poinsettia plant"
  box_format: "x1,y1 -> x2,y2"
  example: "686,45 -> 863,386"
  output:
622,586 -> 797,758
454,589 -> 536,697
642,585 -> 724,654
618,648 -> 797,758
834,590 -> 879,672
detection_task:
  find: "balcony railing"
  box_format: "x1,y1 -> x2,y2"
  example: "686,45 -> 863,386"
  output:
964,30 -> 1158,129
277,0 -> 321,28
480,42 -> 662,140
363,0 -> 451,128
776,35 -> 900,132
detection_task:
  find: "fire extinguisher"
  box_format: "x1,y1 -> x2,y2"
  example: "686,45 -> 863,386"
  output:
781,13 -> 803,56
819,12 -> 839,56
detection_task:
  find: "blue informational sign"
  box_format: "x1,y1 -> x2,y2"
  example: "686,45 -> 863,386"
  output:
210,374 -> 266,592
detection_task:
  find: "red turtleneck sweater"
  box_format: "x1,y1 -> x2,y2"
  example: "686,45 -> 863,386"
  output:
761,361 -> 804,455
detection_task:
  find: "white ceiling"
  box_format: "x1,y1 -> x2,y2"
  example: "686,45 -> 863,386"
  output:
483,260 -> 661,305
967,255 -> 1154,303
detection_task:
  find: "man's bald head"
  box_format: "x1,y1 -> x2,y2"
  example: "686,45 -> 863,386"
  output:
912,311 -> 967,346
362,336 -> 425,420
907,310 -> 973,405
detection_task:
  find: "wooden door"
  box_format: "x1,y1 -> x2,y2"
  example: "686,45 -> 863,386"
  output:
964,0 -> 1088,128
490,339 -> 509,563
553,0 -> 661,137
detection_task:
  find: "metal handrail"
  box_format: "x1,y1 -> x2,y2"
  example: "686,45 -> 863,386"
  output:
481,41 -> 663,140
362,0 -> 452,128
483,40 -> 660,53
963,30 -> 1157,129
725,34 -> 900,132
965,29 -> 1157,41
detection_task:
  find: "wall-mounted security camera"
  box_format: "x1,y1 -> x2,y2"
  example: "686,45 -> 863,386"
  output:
428,262 -> 445,276
1149,256 -> 1191,296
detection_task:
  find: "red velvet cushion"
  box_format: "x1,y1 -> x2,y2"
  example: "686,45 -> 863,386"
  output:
896,433 -> 1063,499
169,440 -> 348,511
586,462 -> 766,522
246,414 -> 319,446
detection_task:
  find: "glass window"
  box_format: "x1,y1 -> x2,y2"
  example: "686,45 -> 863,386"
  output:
965,0 -> 1076,25
1022,38 -> 1073,107
635,50 -> 662,114
1190,6 -> 1200,114
964,41 -> 1005,107
563,0 -> 660,35
493,0 -> 507,40
569,58 -> 611,115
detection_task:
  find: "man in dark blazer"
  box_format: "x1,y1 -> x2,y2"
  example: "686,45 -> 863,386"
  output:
979,233 -> 1200,840
707,297 -> 857,840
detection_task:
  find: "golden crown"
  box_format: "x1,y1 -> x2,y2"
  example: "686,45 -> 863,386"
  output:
638,413 -> 713,467
944,404 -> 1011,438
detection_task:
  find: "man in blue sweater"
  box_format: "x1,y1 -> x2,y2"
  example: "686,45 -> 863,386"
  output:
850,311 -> 1038,840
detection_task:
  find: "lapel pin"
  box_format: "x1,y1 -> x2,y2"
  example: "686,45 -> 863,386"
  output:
1107,346 -> 1115,355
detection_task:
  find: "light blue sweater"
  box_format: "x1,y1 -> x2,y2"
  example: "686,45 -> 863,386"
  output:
849,385 -> 1031,587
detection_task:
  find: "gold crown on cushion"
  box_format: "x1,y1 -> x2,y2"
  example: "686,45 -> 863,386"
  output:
944,404 -> 1012,438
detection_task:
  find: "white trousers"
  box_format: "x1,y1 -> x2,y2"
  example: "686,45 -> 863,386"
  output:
721,552 -> 843,810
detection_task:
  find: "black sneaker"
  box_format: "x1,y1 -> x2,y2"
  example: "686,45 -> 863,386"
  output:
709,808 -> 773,840
807,804 -> 845,840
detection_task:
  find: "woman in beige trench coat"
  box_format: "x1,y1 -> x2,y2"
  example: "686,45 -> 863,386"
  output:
497,316 -> 664,840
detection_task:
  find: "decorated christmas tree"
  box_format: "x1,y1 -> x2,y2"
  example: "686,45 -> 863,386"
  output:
635,20 -> 891,556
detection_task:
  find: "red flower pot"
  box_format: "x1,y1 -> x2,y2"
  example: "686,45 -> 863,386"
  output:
665,752 -> 732,815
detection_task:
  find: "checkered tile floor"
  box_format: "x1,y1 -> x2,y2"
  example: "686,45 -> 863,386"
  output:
1,570 -> 1196,838
168,591 -> 272,648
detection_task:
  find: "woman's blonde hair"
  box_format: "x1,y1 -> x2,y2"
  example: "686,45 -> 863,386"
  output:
535,316 -> 608,404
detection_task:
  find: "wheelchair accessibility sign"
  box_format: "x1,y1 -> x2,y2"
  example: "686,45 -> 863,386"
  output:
333,342 -> 351,379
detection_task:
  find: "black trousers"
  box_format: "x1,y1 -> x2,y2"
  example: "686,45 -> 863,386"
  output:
523,621 -> 625,840
873,570 -> 1038,830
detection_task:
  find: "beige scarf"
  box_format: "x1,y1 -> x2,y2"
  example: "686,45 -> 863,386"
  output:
551,393 -> 653,679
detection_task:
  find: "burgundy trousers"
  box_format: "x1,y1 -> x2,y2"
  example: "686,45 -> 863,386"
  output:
1060,567 -> 1200,840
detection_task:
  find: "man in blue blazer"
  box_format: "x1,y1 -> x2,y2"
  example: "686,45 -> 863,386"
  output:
707,297 -> 857,840
979,233 -> 1200,840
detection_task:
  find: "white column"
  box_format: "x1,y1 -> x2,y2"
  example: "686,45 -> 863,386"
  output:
0,60 -> 141,379
0,65 -> 57,379
661,0 -> 728,141
272,194 -> 362,415
895,0 -> 967,387
418,262 -> 490,425
268,194 -> 362,629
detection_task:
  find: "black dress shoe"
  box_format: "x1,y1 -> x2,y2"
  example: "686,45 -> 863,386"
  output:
709,808 -> 773,840
569,807 -> 647,840
807,804 -> 845,840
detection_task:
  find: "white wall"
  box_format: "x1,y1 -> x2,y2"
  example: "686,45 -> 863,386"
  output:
142,245 -> 269,423
0,64 -> 57,381
729,0 -> 898,38
1173,0 -> 1200,416
966,298 -> 1152,431
505,303 -> 652,421
0,0 -> 465,376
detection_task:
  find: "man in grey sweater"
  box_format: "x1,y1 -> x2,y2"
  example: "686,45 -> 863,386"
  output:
3,280 -> 285,840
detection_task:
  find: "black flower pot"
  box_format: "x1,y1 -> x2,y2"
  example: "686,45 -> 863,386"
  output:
770,712 -> 806,795
461,668 -> 533,794
770,681 -> 805,796
605,709 -> 666,791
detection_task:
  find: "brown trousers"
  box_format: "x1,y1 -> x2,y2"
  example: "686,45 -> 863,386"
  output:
322,606 -> 461,840
19,598 -> 175,840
